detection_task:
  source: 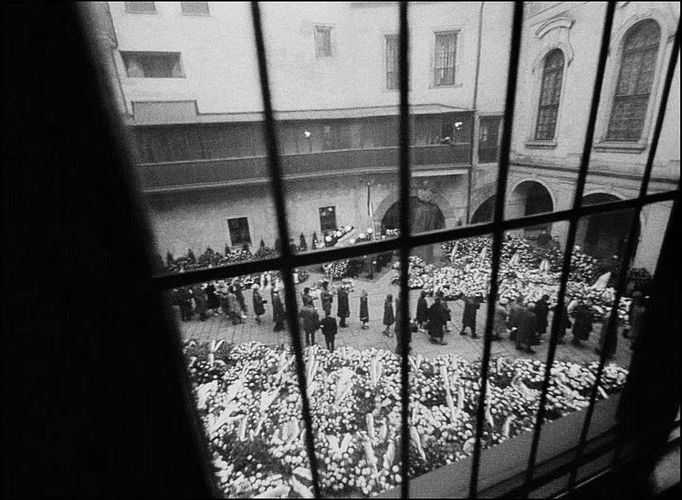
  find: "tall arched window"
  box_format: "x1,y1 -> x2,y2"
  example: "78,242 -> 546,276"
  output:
607,19 -> 661,141
535,49 -> 565,141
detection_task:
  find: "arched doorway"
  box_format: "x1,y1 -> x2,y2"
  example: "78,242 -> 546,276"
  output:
579,193 -> 640,264
471,195 -> 496,224
382,196 -> 445,261
507,181 -> 554,238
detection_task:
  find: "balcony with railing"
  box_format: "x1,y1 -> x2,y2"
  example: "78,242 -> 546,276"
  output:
137,143 -> 471,193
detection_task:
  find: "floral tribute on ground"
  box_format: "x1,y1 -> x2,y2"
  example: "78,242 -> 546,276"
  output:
185,340 -> 628,498
392,236 -> 639,322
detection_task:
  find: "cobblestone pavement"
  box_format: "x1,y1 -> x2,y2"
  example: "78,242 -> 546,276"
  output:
176,264 -> 633,368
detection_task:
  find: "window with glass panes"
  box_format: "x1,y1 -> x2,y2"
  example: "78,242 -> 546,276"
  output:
180,2 -> 209,15
535,49 -> 564,140
607,19 -> 661,141
315,26 -> 332,57
386,34 -> 399,90
319,206 -> 337,232
124,2 -> 156,14
80,2 -> 681,499
121,52 -> 184,78
434,31 -> 457,86
227,217 -> 251,246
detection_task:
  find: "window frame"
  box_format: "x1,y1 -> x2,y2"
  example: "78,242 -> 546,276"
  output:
227,216 -> 251,247
180,2 -> 210,16
534,48 -> 565,141
318,205 -> 338,233
115,3 -> 680,499
595,13 -> 671,153
314,25 -> 333,58
124,2 -> 156,14
432,30 -> 459,87
120,51 -> 185,79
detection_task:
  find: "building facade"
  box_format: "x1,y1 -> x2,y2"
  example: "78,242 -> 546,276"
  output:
91,2 -> 679,271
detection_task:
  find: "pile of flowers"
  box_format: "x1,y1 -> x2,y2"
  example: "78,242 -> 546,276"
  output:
186,340 -> 629,498
323,226 -> 354,248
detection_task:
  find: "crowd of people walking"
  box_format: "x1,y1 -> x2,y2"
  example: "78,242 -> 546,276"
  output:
171,271 -> 645,359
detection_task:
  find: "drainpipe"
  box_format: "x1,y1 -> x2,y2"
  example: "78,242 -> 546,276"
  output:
468,1 -> 485,224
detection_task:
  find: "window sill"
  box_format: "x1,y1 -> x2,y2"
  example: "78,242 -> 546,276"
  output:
525,140 -> 557,149
431,83 -> 463,89
594,141 -> 647,153
180,13 -> 211,17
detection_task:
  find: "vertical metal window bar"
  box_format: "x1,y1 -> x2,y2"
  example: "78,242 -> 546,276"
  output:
567,23 -> 680,493
521,3 -> 617,497
250,3 -> 322,497
397,2 -> 411,499
469,2 -> 524,498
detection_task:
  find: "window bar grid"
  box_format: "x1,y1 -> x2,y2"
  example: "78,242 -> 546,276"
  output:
249,3 -> 322,497
521,3 -> 617,496
151,190 -> 678,292
397,2 -> 412,499
468,2 -> 524,498
567,23 -> 680,493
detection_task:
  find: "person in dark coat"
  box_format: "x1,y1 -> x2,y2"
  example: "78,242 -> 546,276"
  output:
227,286 -> 242,325
233,280 -> 248,319
298,302 -> 320,346
272,289 -> 286,332
301,287 -> 314,307
206,281 -> 219,315
337,285 -> 350,327
507,295 -> 525,341
321,281 -> 333,316
178,287 -> 193,322
383,294 -> 395,337
597,312 -> 617,359
427,296 -> 449,345
571,301 -> 593,346
534,294 -> 550,337
493,298 -> 508,341
516,302 -> 538,354
191,284 -> 208,321
217,282 -> 230,317
359,290 -> 369,329
252,284 -> 266,324
320,310 -> 338,352
460,293 -> 482,339
416,291 -> 429,330
556,302 -> 572,344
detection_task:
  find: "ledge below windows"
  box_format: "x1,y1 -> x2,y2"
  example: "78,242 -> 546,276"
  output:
594,141 -> 648,154
525,139 -> 558,149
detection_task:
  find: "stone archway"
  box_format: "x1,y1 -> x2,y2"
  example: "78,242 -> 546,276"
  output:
507,180 -> 555,238
381,197 -> 445,262
578,192 -> 641,264
471,195 -> 496,224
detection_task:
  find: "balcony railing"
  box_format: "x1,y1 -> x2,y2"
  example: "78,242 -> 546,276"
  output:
137,144 -> 470,192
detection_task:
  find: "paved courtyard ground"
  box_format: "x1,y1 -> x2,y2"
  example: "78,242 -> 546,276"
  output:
176,262 -> 633,368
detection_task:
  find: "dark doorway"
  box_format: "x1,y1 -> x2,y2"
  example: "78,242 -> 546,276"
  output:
508,181 -> 554,238
382,196 -> 445,262
581,193 -> 640,264
471,195 -> 496,224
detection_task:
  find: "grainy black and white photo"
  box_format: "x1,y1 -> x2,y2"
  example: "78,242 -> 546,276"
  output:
4,2 -> 680,498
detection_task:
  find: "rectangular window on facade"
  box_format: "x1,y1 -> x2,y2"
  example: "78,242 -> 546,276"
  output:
227,217 -> 251,246
124,2 -> 156,14
180,2 -> 210,15
434,31 -> 457,86
121,52 -> 184,78
315,26 -> 332,57
319,206 -> 337,232
479,116 -> 502,163
385,35 -> 399,90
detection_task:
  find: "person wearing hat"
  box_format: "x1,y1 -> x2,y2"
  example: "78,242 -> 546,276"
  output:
571,299 -> 593,347
301,287 -> 314,307
320,310 -> 338,352
493,297 -> 508,341
337,284 -> 350,328
415,290 -> 429,331
252,284 -> 267,324
460,293 -> 482,339
534,294 -> 551,340
298,301 -> 320,346
383,294 -> 395,337
516,301 -> 538,354
359,290 -> 369,329
427,295 -> 449,345
321,281 -> 333,317
271,289 -> 286,332
191,283 -> 208,322
205,281 -> 220,316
